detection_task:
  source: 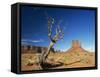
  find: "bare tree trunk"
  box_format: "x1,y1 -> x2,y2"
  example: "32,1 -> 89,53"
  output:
44,42 -> 55,62
40,42 -> 55,64
39,16 -> 64,69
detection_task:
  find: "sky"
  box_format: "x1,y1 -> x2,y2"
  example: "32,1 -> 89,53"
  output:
21,5 -> 95,52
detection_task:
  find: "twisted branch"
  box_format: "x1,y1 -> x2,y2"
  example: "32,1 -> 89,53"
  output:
40,15 -> 64,69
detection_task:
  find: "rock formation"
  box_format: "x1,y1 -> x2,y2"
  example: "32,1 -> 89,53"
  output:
21,45 -> 55,53
67,40 -> 86,52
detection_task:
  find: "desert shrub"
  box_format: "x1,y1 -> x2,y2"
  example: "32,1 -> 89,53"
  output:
75,51 -> 80,56
77,53 -> 80,56
84,53 -> 87,56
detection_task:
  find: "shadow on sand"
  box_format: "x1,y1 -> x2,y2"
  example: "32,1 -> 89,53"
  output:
40,62 -> 64,69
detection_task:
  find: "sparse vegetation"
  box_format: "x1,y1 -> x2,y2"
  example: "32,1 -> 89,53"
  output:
21,50 -> 95,71
21,37 -> 95,71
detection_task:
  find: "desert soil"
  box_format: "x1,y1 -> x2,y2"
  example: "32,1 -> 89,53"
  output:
21,51 -> 95,71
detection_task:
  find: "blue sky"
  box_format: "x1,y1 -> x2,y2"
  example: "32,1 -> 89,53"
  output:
21,6 -> 95,52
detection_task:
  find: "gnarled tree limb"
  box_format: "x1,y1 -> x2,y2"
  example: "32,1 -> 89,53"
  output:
39,16 -> 64,69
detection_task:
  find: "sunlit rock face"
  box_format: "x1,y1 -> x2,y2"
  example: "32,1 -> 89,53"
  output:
66,40 -> 87,53
72,40 -> 81,48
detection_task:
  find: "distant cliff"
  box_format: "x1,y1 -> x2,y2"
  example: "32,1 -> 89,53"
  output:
21,45 -> 55,53
21,40 -> 87,53
66,40 -> 87,52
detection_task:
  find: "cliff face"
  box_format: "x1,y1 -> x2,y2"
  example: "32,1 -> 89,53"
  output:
67,40 -> 86,52
21,45 -> 54,53
21,40 -> 86,53
72,40 -> 81,48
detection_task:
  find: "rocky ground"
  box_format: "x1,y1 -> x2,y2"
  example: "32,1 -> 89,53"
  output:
21,50 -> 95,71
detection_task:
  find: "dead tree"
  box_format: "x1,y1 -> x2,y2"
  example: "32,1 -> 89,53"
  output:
39,17 -> 64,67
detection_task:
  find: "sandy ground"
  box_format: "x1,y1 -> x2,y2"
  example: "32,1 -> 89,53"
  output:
21,50 -> 95,71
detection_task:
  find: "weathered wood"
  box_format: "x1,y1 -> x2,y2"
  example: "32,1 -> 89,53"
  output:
39,16 -> 64,69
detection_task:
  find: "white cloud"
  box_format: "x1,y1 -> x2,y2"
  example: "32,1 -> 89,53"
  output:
21,39 -> 45,43
21,39 -> 28,42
